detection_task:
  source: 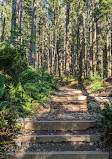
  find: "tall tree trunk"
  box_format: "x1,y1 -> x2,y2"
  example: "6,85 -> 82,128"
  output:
93,0 -> 97,75
64,2 -> 70,73
82,18 -> 85,78
20,0 -> 23,43
96,1 -> 103,77
90,1 -> 93,77
79,1 -> 83,80
49,30 -> 52,74
51,0 -> 55,74
57,36 -> 61,77
0,1 -> 3,42
16,0 -> 19,41
77,25 -> 79,75
93,16 -> 97,75
30,0 -> 37,66
84,0 -> 89,76
11,0 -> 18,41
1,17 -> 5,42
44,0 -> 49,70
99,21 -> 103,77
71,26 -> 74,74
37,12 -> 41,69
51,24 -> 54,73
54,31 -> 58,75
107,16 -> 111,77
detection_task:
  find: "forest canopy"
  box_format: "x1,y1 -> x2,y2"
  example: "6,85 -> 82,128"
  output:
0,0 -> 111,79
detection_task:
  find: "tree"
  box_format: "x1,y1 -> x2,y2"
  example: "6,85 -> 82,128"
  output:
1,0 -> 111,78
29,0 -> 37,66
106,15 -> 111,77
11,0 -> 18,41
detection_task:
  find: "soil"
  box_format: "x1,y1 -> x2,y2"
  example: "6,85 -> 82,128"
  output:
17,142 -> 107,152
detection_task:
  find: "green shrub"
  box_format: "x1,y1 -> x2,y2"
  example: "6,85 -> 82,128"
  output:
84,74 -> 104,92
0,43 -> 27,83
101,103 -> 112,150
90,81 -> 105,91
21,67 -> 54,104
0,71 -> 6,99
0,66 -> 57,137
0,40 -> 58,154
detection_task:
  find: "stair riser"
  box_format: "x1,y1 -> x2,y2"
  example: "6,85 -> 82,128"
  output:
15,135 -> 101,144
24,121 -> 97,131
53,105 -> 88,111
7,152 -> 109,159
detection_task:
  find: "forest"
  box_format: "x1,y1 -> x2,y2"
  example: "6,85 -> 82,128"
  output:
0,0 -> 112,78
0,0 -> 112,158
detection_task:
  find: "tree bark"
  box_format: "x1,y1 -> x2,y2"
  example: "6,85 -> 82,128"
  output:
0,1 -> 3,42
20,0 -> 23,43
44,0 -> 49,70
107,16 -> 111,77
64,2 -> 70,73
84,0 -> 89,76
11,0 -> 18,41
29,0 -> 37,66
1,17 -> 5,42
79,1 -> 83,80
90,1 -> 93,77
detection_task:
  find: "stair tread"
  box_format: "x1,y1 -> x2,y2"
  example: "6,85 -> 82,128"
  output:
12,142 -> 106,152
15,134 -> 101,143
20,128 -> 102,135
25,109 -> 101,121
8,151 -> 109,159
9,151 -> 109,154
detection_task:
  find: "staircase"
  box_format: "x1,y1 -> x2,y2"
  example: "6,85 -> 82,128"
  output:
7,87 -> 109,159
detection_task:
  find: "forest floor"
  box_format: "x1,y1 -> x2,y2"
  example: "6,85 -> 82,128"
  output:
0,77 -> 112,159
83,78 -> 112,97
6,78 -> 112,158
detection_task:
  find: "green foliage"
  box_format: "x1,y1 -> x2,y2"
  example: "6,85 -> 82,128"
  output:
20,67 -> 55,105
84,74 -> 105,92
0,41 -> 27,82
101,103 -> 112,150
0,71 -> 6,99
0,38 -> 58,139
94,0 -> 112,21
0,65 -> 57,137
90,81 -> 104,91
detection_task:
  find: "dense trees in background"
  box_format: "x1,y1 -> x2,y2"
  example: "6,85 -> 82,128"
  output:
0,0 -> 112,79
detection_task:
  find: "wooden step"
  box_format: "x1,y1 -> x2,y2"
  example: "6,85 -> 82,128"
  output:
53,104 -> 88,111
7,151 -> 109,159
15,134 -> 101,144
59,88 -> 82,93
51,96 -> 87,103
24,120 -> 97,131
58,89 -> 85,95
50,91 -> 83,97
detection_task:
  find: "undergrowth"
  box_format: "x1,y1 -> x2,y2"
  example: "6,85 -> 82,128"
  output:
0,42 -> 57,156
83,74 -> 105,92
58,72 -> 79,88
0,68 -> 57,133
101,103 -> 112,150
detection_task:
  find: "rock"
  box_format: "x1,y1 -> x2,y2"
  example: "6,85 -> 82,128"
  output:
17,142 -> 22,147
90,142 -> 94,146
50,91 -> 72,97
16,117 -> 24,123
